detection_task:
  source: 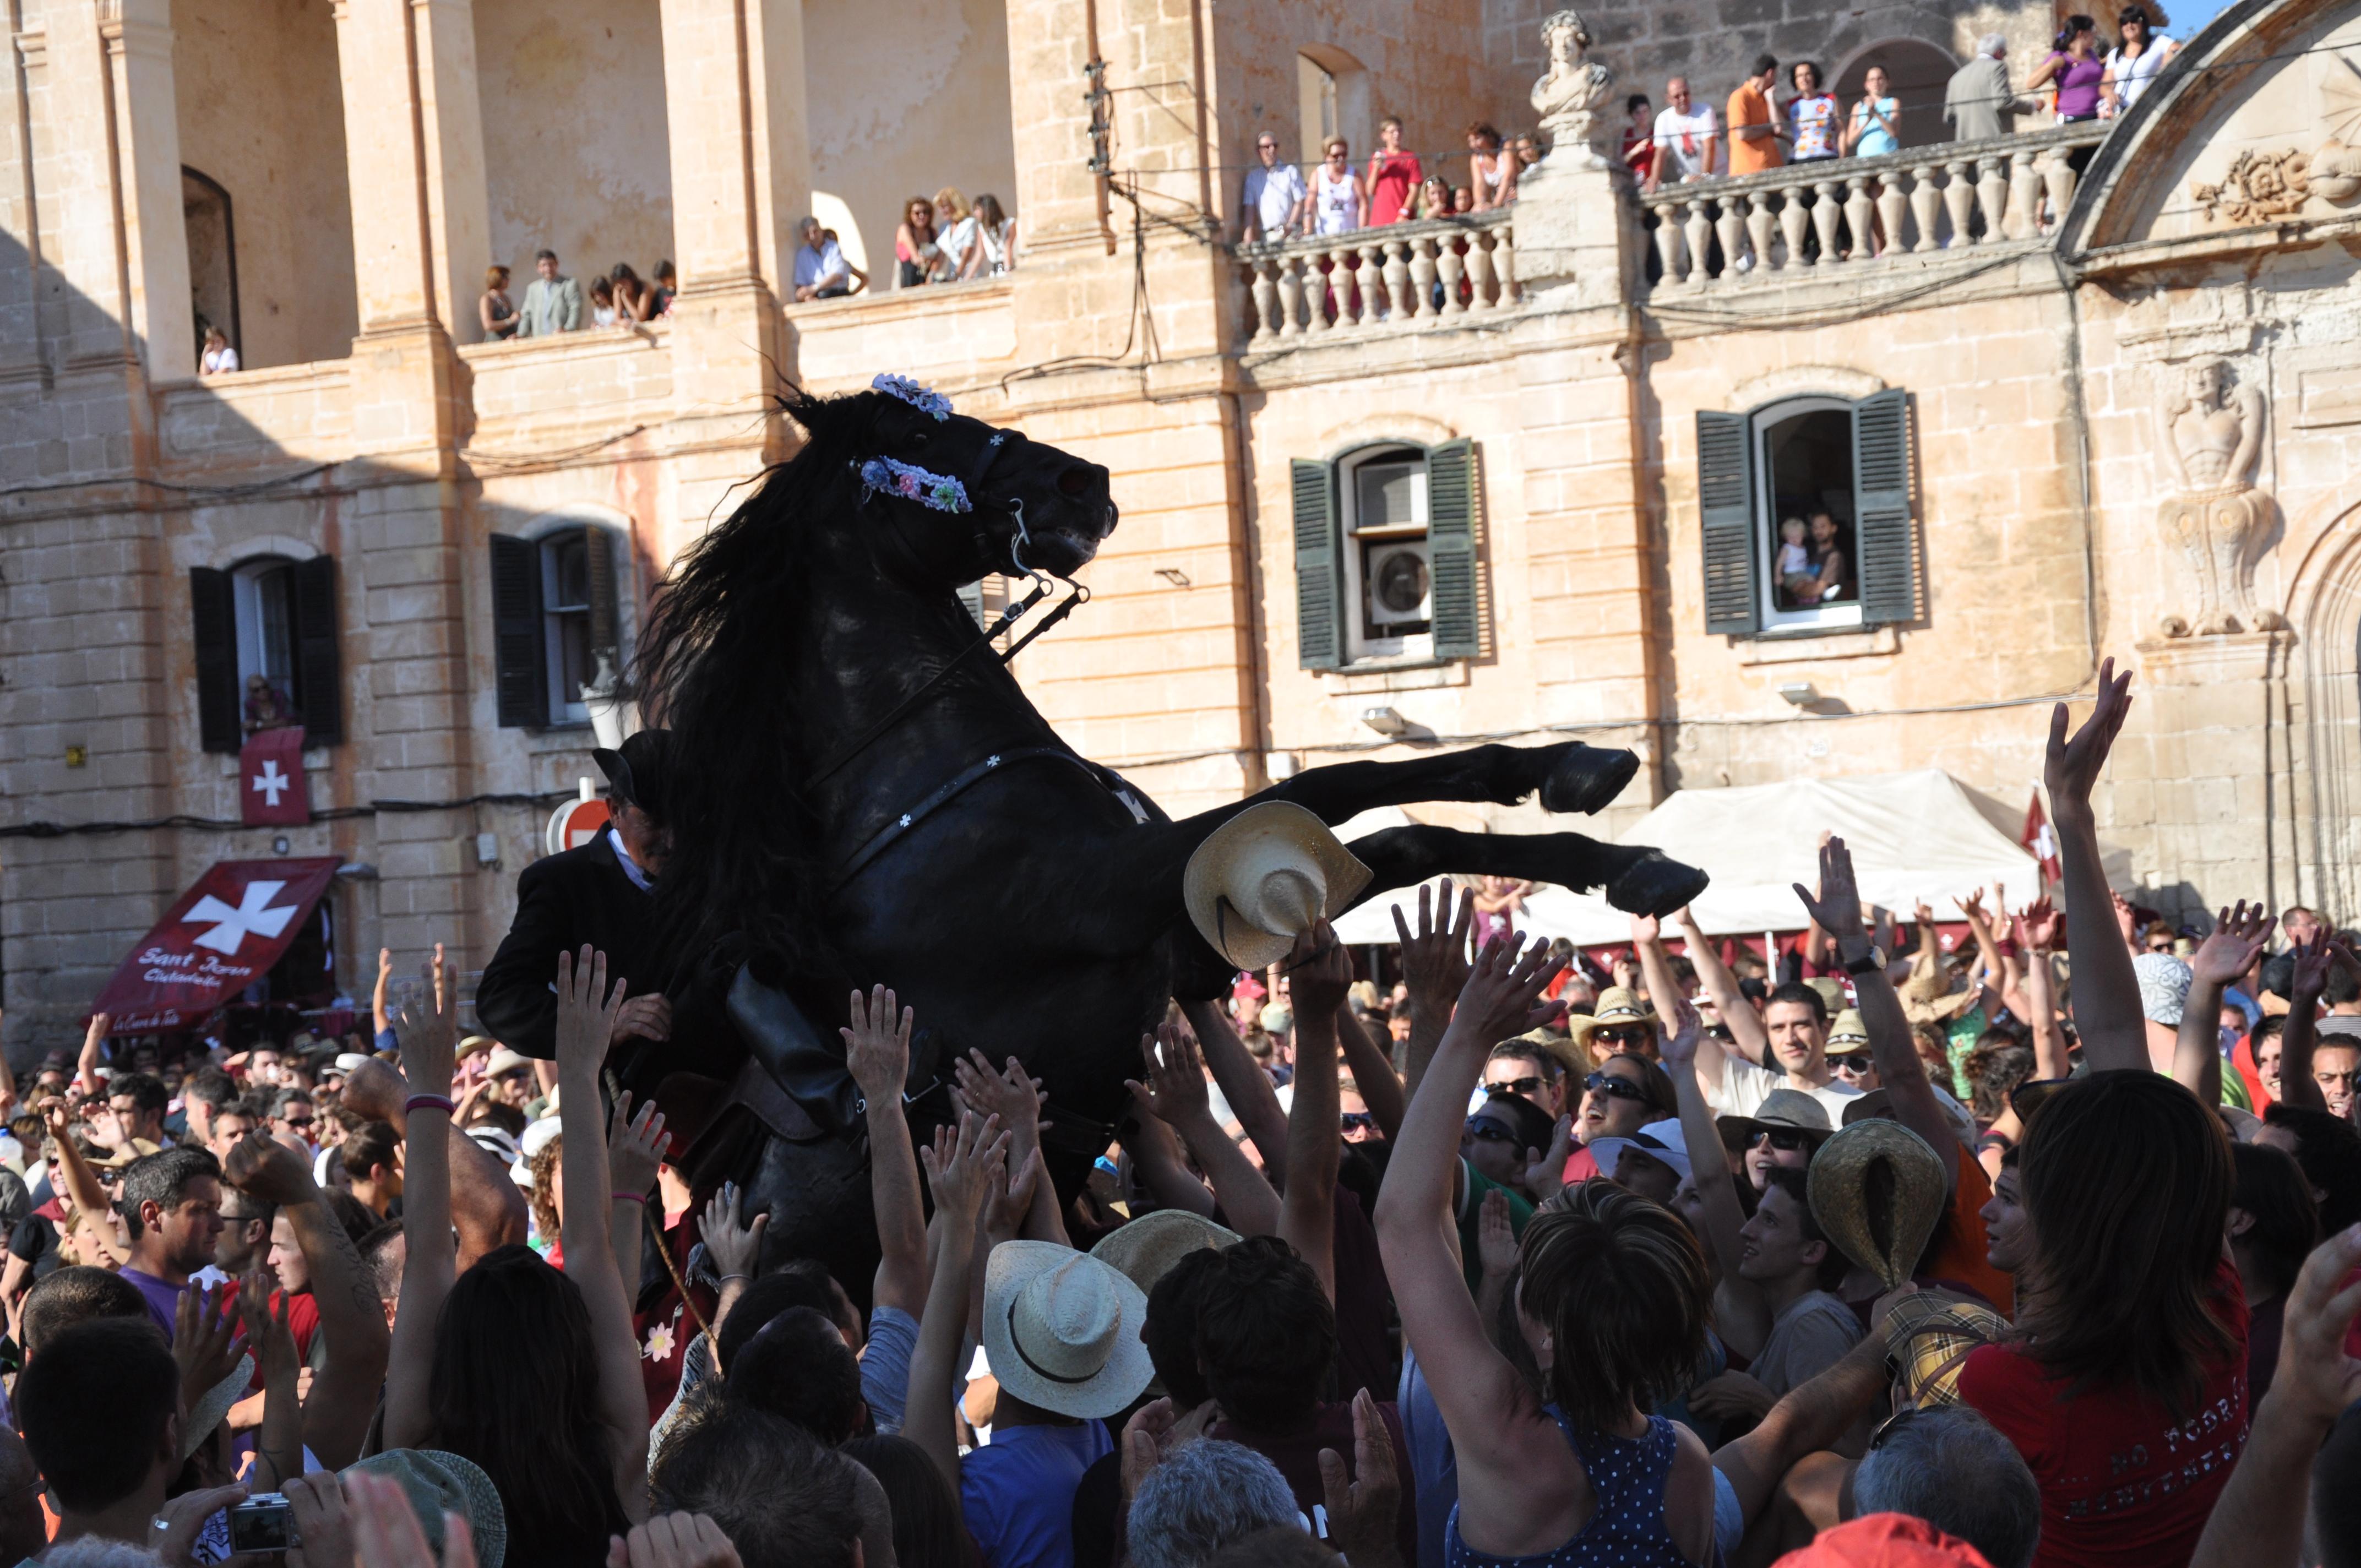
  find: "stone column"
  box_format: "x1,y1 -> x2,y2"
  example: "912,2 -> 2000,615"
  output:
101,0 -> 194,381
412,0 -> 494,347
0,19 -> 50,397
1501,154 -> 1642,308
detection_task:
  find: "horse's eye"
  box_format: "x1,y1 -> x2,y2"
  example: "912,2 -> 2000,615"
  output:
907,428 -> 930,449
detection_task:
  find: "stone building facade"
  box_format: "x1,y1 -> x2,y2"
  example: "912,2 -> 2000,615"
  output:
1,0 -> 2353,1056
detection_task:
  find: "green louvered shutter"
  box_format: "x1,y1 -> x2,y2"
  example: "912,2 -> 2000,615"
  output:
191,567 -> 241,754
1697,411 -> 1760,635
1853,389 -> 1919,626
1293,459 -> 1343,670
1425,438 -> 1480,659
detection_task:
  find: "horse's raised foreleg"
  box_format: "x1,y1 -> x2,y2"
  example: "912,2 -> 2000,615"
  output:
1260,741 -> 1638,822
1341,825 -> 1709,919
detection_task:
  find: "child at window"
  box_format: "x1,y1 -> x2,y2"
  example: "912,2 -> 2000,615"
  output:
1776,516 -> 1815,603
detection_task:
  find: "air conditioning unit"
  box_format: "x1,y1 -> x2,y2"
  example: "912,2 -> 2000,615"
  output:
1363,539 -> 1432,629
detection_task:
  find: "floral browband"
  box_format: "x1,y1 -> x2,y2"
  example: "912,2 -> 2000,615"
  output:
872,373 -> 953,420
857,456 -> 972,514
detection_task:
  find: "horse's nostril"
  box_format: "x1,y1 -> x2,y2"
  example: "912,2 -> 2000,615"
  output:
1056,466 -> 1091,499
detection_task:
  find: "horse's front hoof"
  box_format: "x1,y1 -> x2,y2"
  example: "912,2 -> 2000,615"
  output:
1604,850 -> 1709,918
1539,744 -> 1639,816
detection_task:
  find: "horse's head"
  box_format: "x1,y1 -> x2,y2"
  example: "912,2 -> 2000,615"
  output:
850,375 -> 1118,586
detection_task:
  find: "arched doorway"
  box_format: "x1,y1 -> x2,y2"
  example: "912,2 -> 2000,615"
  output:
1297,44 -> 1372,166
182,167 -> 240,363
1831,39 -> 1960,150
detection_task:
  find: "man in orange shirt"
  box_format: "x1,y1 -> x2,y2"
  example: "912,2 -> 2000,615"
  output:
1727,54 -> 1787,175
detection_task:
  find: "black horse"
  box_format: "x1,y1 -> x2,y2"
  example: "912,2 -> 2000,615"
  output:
635,378 -> 1706,1286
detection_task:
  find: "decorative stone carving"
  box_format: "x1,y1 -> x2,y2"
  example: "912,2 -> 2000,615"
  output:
2308,53 -> 2361,201
2191,148 -> 2312,225
2154,357 -> 2281,635
1531,11 -> 1615,170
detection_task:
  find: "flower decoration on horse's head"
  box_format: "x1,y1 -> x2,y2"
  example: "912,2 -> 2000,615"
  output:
871,373 -> 954,421
857,456 -> 972,514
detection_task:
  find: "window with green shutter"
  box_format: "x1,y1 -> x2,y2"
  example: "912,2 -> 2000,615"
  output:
1851,389 -> 1919,627
1292,458 -> 1343,670
1293,440 -> 1487,669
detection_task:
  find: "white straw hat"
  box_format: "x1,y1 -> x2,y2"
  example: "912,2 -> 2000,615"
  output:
1182,802 -> 1372,969
982,1241 -> 1154,1420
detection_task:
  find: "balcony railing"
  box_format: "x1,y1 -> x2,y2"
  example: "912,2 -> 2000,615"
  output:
1232,210 -> 1519,346
1636,121 -> 2110,288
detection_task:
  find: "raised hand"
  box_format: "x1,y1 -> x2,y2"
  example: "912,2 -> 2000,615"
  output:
1450,932 -> 1566,1048
394,946 -> 460,1096
2268,1222 -> 2361,1425
954,1049 -> 1048,1146
1285,921 -> 1353,1023
2290,931 -> 2348,1002
1476,1187 -> 1519,1278
554,945 -> 628,1079
1318,1388 -> 1401,1568
982,1145 -> 1045,1243
173,1281 -> 246,1409
606,1093 -> 671,1201
605,1513 -> 746,1568
2191,901 -> 2274,987
2112,890 -> 2140,948
1791,836 -> 1867,939
698,1180 -> 769,1283
1629,911 -> 1661,945
2011,896 -> 2061,953
1394,880 -> 1476,1014
841,984 -> 914,1107
1125,1024 -> 1214,1130
2045,656 -> 2134,814
918,1110 -> 1008,1231
1955,888 -> 1987,925
1658,992 -> 1702,1071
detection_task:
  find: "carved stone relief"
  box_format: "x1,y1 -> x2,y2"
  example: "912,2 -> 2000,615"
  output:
2153,357 -> 2283,635
1530,11 -> 1616,170
2189,53 -> 2361,225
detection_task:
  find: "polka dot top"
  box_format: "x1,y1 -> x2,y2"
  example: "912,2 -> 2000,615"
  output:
1443,1408 -> 1704,1568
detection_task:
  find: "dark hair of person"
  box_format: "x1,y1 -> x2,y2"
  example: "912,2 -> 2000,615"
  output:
611,262 -> 643,288
18,1317 -> 179,1510
2019,1073 -> 2236,1413
1337,1140 -> 1389,1222
21,1265 -> 150,1358
1193,1236 -> 1337,1430
1764,981 -> 1828,1026
1517,1182 -> 1707,1432
727,1305 -> 868,1444
1145,1245 -> 1221,1408
1791,60 -> 1821,89
1625,92 -> 1651,114
535,248 -> 558,263
1475,1090 -> 1557,1155
1965,1042 -> 2035,1126
360,1223 -> 405,1303
1752,52 -> 1778,76
2055,13 -> 2097,47
342,1120 -> 401,1183
2326,963 -> 2361,1008
1761,1166 -> 1848,1291
974,194 -> 1007,231
425,1244 -> 628,1559
717,1261 -> 850,1372
2263,1103 -> 2361,1232
1601,1052 -> 1679,1120
325,1189 -> 388,1246
653,1402 -> 863,1568
107,1071 -> 168,1119
187,1067 -> 241,1114
117,1146 -> 219,1240
2229,1142 -> 2319,1303
1464,121 -> 1503,148
2253,1012 -> 2288,1046
843,1434 -> 976,1568
1486,1040 -> 1560,1081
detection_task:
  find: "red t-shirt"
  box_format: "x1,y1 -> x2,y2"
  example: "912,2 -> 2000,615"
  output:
1957,1263 -> 2249,1568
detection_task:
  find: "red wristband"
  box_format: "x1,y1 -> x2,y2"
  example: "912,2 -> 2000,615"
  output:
612,1191 -> 648,1206
405,1094 -> 455,1114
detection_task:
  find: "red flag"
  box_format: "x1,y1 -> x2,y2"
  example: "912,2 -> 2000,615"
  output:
240,727 -> 311,826
90,858 -> 341,1033
2021,791 -> 2061,887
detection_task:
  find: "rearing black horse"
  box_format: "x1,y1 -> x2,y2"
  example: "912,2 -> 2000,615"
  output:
636,378 -> 1706,1285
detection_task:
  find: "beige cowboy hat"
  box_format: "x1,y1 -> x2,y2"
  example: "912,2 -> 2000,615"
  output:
1806,1117 -> 1949,1292
1090,1208 -> 1241,1295
1183,802 -> 1372,970
1565,987 -> 1659,1053
1824,1008 -> 1871,1057
983,1241 -> 1155,1420
1715,1087 -> 1834,1151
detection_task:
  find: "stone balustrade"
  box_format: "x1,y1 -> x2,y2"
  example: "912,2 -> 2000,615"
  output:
1636,122 -> 2110,288
1233,211 -> 1519,346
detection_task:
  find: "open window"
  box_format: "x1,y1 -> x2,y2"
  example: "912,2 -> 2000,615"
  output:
191,556 -> 341,753
1698,390 -> 1918,639
491,524 -> 624,728
1293,439 -> 1479,669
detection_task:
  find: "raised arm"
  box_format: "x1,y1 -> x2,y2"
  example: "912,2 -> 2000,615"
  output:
2011,900 -> 2071,1080
1657,995 -> 1769,1357
1797,839 -> 1961,1174
845,987 -> 930,1316
1335,1004 -> 1407,1144
74,1012 -> 108,1102
904,1112 -> 1006,1491
2277,933 -> 2341,1113
1712,1329 -> 1890,1529
222,1132 -> 390,1468
1118,1114 -> 1218,1217
2178,904 -> 2272,1106
372,950 -> 393,1043
1954,890 -> 2008,1016
1281,924 -> 1350,1300
553,947 -> 652,1515
1179,998 -> 1291,1173
382,958 -> 459,1453
604,1095 -> 670,1319
1673,907 -> 1769,1061
2045,660 -> 2149,1071
954,1048 -> 1068,1246
1127,1026 -> 1281,1238
1394,881 -> 1476,1103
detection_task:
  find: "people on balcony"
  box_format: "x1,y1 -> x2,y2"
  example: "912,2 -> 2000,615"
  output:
480,266 -> 518,341
609,264 -> 656,323
1788,62 -> 1840,164
1843,67 -> 1902,255
932,188 -> 977,282
1622,94 -> 1658,182
1241,133 -> 1309,243
962,195 -> 1017,279
2107,4 -> 2178,111
896,197 -> 941,286
589,275 -> 619,326
1313,137 -> 1369,235
1417,173 -> 1456,221
792,216 -> 860,302
2032,15 -> 2114,124
1646,79 -> 1719,192
1368,117 -> 1424,226
199,325 -> 239,376
1727,55 -> 1788,176
515,250 -> 583,337
651,260 -> 677,316
1946,35 -> 2041,142
1466,123 -> 1520,211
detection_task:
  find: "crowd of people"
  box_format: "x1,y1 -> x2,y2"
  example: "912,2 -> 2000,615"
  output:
890,189 -> 1020,288
11,656 -> 2361,1568
1626,6 -> 2179,197
1236,122 -> 1539,243
477,252 -> 681,340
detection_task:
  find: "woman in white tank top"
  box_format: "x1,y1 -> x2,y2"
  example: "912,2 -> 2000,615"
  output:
1313,136 -> 1368,234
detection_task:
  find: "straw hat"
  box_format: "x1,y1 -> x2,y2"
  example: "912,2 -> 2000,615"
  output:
485,1046 -> 532,1080
1090,1210 -> 1241,1294
1715,1087 -> 1834,1150
983,1242 -> 1154,1420
1824,1009 -> 1871,1057
1565,988 -> 1659,1054
346,1450 -> 509,1568
1806,1118 -> 1948,1291
179,1353 -> 255,1462
1182,802 -> 1372,969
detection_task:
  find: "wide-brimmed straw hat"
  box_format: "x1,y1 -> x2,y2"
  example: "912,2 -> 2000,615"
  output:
1090,1209 -> 1241,1294
1824,1009 -> 1872,1057
346,1449 -> 509,1568
1807,1118 -> 1948,1291
1183,802 -> 1372,969
1715,1087 -> 1834,1149
982,1242 -> 1154,1419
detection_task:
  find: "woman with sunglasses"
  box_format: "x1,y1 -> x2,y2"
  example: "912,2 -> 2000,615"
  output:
1561,1054 -> 1679,1186
1822,1011 -> 1878,1089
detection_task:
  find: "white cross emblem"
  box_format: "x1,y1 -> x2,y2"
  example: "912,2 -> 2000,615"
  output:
252,759 -> 291,808
184,880 -> 301,955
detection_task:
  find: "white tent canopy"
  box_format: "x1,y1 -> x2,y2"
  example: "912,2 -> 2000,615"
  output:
1331,769 -> 2042,948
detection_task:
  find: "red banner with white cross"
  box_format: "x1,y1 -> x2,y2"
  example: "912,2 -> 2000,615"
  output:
90,858 -> 341,1034
240,726 -> 311,825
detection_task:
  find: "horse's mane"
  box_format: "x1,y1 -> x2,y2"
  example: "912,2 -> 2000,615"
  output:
635,386 -> 893,995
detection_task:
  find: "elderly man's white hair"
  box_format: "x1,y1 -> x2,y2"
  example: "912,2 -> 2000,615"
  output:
42,1540 -> 168,1568
1978,31 -> 2009,55
1127,1439 -> 1302,1568
1853,1405 -> 2041,1568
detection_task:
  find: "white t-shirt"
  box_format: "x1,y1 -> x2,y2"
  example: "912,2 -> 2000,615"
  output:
2107,39 -> 2174,107
1244,162 -> 1308,237
1653,104 -> 1719,179
1707,1052 -> 1860,1125
793,237 -> 848,292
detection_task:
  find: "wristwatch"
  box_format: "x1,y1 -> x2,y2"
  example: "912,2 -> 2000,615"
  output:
1841,944 -> 1887,976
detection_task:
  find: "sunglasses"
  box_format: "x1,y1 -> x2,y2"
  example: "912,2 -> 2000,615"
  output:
1750,1128 -> 1814,1152
1465,1118 -> 1521,1145
1827,1055 -> 1874,1076
1584,1071 -> 1652,1103
1341,1111 -> 1378,1133
1592,1026 -> 1652,1047
1488,1075 -> 1548,1097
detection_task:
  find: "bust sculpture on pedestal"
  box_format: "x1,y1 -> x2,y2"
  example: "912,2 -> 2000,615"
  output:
1531,10 -> 1617,171
2153,357 -> 2280,634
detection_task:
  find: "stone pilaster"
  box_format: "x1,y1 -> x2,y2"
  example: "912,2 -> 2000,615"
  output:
2121,631 -> 2294,915
412,0 -> 494,349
